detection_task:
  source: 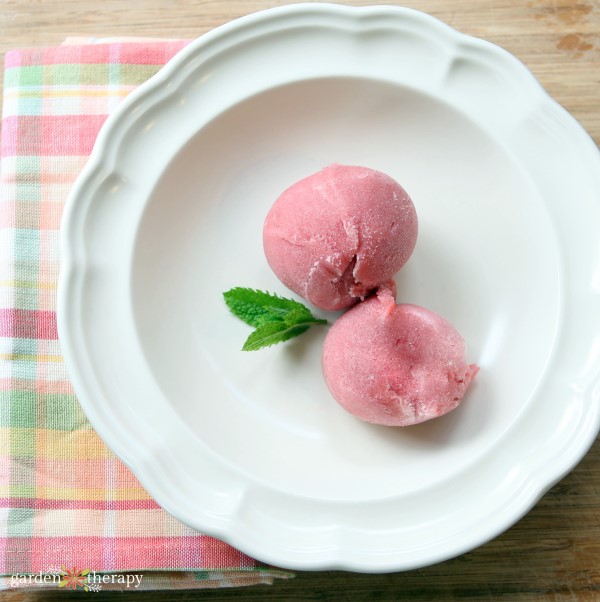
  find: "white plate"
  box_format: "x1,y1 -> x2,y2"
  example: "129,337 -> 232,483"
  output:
57,3 -> 600,571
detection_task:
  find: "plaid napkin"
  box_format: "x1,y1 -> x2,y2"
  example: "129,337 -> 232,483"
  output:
0,40 -> 293,591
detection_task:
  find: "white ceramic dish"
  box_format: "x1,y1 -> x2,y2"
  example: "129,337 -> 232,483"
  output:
57,4 -> 600,572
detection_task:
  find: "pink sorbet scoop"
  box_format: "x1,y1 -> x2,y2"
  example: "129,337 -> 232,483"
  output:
263,164 -> 418,311
322,288 -> 478,426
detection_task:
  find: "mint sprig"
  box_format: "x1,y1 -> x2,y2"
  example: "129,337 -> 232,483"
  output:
223,288 -> 327,351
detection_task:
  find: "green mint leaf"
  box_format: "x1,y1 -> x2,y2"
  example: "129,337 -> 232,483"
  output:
282,307 -> 326,327
223,287 -> 298,326
242,321 -> 311,351
223,287 -> 323,327
223,287 -> 327,350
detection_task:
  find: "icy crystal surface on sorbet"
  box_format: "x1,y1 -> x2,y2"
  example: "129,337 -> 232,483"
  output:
263,164 -> 418,311
322,287 -> 478,426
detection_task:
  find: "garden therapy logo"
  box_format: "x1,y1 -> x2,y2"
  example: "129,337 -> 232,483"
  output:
9,567 -> 143,591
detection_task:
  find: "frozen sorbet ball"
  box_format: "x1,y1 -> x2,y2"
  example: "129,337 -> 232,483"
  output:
322,288 -> 478,426
263,164 -> 418,311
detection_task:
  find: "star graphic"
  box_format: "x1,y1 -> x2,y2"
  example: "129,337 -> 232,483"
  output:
58,566 -> 90,590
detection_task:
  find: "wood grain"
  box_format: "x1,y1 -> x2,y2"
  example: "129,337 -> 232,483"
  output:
0,1 -> 599,600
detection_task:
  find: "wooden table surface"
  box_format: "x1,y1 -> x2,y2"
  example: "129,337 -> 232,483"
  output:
1,1 -> 599,600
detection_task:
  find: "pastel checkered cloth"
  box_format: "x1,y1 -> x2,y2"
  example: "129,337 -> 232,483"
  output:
0,40 -> 293,591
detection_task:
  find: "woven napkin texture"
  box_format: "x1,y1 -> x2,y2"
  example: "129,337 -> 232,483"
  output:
0,40 -> 292,591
